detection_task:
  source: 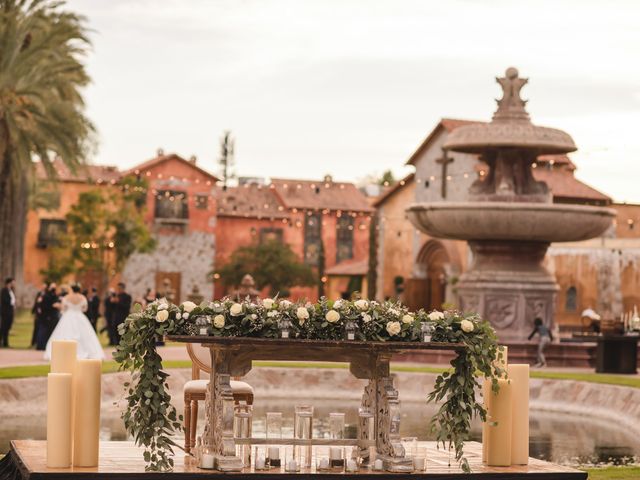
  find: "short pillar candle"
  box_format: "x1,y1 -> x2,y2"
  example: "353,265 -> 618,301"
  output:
73,359 -> 102,467
487,378 -> 513,467
47,373 -> 73,468
508,364 -> 530,465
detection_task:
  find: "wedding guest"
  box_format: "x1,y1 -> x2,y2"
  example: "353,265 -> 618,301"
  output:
30,283 -> 48,347
528,317 -> 553,368
110,283 -> 131,345
87,287 -> 100,331
37,283 -> 61,350
0,278 -> 16,348
102,288 -> 116,345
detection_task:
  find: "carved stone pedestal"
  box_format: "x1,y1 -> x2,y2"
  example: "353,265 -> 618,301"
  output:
457,240 -> 557,341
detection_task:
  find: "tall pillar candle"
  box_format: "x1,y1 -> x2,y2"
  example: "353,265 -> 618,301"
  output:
73,359 -> 102,467
50,340 -> 77,374
508,364 -> 529,465
482,346 -> 508,463
47,373 -> 73,467
487,378 -> 512,467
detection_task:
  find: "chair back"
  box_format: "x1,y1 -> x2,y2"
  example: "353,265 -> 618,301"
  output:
186,343 -> 211,379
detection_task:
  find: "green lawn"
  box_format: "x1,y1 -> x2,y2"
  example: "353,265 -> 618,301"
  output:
584,466 -> 640,479
8,308 -> 110,349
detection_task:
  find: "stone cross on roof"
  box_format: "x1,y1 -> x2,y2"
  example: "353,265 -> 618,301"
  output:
493,67 -> 531,123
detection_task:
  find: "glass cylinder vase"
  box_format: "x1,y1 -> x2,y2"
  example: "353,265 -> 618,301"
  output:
234,405 -> 253,467
294,404 -> 314,468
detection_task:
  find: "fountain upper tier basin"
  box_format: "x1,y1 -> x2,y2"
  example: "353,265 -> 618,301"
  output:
443,121 -> 577,155
407,202 -> 615,243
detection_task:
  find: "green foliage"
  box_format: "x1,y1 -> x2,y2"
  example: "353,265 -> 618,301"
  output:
217,240 -> 316,297
115,297 -> 500,472
379,169 -> 396,186
41,184 -> 155,282
0,0 -> 95,279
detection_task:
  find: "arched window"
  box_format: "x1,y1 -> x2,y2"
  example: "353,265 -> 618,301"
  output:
565,286 -> 577,312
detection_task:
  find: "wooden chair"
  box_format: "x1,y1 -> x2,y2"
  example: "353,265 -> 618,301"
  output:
184,343 -> 254,453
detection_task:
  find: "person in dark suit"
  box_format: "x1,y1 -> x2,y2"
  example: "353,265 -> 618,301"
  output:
102,288 -> 116,345
37,283 -> 61,350
31,283 -> 47,347
86,287 -> 100,331
109,283 -> 131,345
0,278 -> 16,347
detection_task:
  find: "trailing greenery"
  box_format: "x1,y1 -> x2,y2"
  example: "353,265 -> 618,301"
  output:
114,296 -> 502,472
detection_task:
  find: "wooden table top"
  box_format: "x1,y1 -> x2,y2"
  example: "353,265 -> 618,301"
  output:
7,440 -> 587,479
167,335 -> 466,352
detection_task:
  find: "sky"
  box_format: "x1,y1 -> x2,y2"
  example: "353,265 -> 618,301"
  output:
67,0 -> 640,202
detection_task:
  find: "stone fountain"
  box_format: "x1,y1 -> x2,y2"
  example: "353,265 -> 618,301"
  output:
407,67 -> 616,340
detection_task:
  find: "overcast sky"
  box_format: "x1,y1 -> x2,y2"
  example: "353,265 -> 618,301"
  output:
68,0 -> 640,202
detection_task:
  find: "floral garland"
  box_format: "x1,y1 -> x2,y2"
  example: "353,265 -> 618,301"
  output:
114,296 -> 502,472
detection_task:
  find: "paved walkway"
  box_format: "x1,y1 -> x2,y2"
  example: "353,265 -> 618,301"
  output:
0,345 -> 191,367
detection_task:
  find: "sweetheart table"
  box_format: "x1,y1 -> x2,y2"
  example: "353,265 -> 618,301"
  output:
167,335 -> 465,472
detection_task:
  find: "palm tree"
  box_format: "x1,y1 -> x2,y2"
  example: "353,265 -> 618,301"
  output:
0,0 -> 94,282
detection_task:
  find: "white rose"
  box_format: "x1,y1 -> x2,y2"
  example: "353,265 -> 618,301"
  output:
362,313 -> 372,323
354,299 -> 369,311
280,300 -> 292,308
181,301 -> 197,313
213,314 -> 225,328
251,314 -> 258,320
157,300 -> 168,310
267,310 -> 278,318
326,309 -> 340,323
176,312 -> 182,320
183,312 -> 189,320
262,298 -> 275,309
460,319 -> 474,333
386,321 -> 401,336
402,314 -> 414,324
428,311 -> 445,321
296,307 -> 310,322
333,299 -> 344,309
230,303 -> 243,316
156,310 -> 169,322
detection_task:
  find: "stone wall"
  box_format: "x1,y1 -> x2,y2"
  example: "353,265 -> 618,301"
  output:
122,231 -> 215,303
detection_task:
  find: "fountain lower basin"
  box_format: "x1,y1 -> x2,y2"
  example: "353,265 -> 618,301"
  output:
406,202 -> 615,243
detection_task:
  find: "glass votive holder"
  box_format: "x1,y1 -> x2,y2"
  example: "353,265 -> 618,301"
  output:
266,412 -> 283,440
254,446 -> 269,471
195,315 -> 211,336
329,412 -> 346,440
284,449 -> 301,472
316,453 -> 331,472
344,320 -> 357,340
279,318 -> 292,338
199,445 -> 215,469
421,321 -> 434,342
266,445 -> 281,468
413,447 -> 427,472
401,436 -> 418,459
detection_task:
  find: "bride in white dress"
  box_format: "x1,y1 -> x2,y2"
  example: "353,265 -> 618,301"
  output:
44,285 -> 105,361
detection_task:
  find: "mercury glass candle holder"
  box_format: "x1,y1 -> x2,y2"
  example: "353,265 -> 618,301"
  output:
329,412 -> 345,440
344,320 -> 357,340
195,315 -> 211,336
421,321 -> 434,342
278,318 -> 292,339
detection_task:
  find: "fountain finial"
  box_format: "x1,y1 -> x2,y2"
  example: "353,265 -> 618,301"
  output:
493,67 -> 530,122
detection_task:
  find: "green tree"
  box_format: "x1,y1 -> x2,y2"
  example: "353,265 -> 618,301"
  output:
379,169 -> 396,186
218,240 -> 316,297
0,0 -> 94,282
41,185 -> 155,286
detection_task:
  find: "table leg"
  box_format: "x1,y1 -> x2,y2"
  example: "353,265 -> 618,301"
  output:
360,355 -> 413,472
202,349 -> 243,472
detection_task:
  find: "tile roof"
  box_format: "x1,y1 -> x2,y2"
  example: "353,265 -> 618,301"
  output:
35,158 -> 121,184
325,258 -> 369,276
406,118 -> 483,166
125,153 -> 220,181
372,173 -> 415,207
216,184 -> 288,219
532,166 -> 611,204
270,178 -> 374,212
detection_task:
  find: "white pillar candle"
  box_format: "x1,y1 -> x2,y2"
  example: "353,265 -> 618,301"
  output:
51,340 -> 77,374
413,456 -> 426,471
373,458 -> 384,470
47,373 -> 73,468
487,378 -> 513,467
346,459 -> 358,472
508,364 -> 530,465
73,359 -> 102,467
483,345 -> 508,463
200,453 -> 215,469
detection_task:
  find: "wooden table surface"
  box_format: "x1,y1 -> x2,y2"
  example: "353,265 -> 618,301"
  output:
5,440 -> 587,479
